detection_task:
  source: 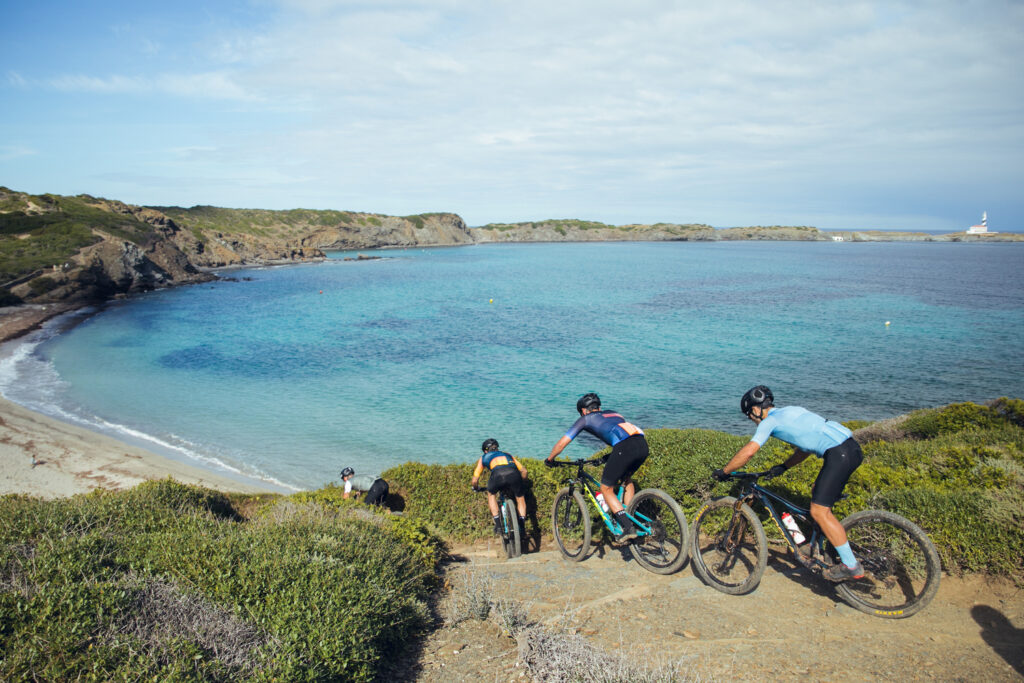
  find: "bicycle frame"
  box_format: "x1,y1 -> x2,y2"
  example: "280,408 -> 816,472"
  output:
734,473 -> 834,569
559,459 -> 654,537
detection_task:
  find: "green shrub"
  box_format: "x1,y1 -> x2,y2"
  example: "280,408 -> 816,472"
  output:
991,397 -> 1024,427
385,401 -> 1024,577
902,402 -> 1005,438
0,479 -> 441,681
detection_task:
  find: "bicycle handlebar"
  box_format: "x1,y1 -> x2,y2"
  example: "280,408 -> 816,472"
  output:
728,470 -> 774,481
548,457 -> 604,468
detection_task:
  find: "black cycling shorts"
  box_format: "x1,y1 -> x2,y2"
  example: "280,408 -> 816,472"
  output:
365,478 -> 389,506
487,466 -> 525,497
811,438 -> 863,507
600,435 -> 649,487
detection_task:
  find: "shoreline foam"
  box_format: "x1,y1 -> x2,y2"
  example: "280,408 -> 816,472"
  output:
0,305 -> 287,498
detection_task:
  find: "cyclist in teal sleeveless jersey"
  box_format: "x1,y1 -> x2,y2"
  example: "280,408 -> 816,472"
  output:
471,438 -> 529,535
545,393 -> 648,540
713,386 -> 864,582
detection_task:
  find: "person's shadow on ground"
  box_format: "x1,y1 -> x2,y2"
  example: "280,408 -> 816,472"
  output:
971,604 -> 1024,677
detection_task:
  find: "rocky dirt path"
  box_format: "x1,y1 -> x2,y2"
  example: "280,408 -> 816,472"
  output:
403,536 -> 1023,682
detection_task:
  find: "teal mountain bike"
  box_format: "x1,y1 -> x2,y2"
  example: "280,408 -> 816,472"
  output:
474,486 -> 522,559
549,457 -> 689,575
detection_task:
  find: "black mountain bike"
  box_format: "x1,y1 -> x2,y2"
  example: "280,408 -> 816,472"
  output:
690,470 -> 941,618
474,486 -> 521,559
549,458 -> 689,575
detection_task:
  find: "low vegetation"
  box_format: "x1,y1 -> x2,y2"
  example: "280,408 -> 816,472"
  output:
1,400 -> 1020,679
385,398 -> 1024,576
0,480 -> 444,681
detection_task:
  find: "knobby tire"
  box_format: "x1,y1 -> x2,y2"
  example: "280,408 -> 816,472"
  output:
503,497 -> 522,558
626,488 -> 690,575
833,509 -> 941,618
690,496 -> 768,595
552,488 -> 591,562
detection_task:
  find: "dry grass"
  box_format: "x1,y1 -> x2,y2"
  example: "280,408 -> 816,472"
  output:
101,573 -> 278,673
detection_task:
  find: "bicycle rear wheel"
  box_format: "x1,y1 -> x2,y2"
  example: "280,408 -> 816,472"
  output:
833,510 -> 941,618
503,497 -> 522,558
551,488 -> 591,562
690,496 -> 767,595
626,488 -> 689,574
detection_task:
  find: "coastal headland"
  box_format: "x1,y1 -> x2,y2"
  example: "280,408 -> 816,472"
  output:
3,185 -> 1021,311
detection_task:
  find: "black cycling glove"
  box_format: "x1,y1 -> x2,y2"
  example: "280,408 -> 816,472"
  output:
766,464 -> 788,479
544,459 -> 556,468
712,468 -> 730,482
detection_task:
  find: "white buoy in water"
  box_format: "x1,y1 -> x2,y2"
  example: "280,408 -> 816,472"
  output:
885,321 -> 891,326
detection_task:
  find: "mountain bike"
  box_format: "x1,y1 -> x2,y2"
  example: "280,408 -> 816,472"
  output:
473,486 -> 522,559
690,470 -> 941,618
549,457 -> 688,574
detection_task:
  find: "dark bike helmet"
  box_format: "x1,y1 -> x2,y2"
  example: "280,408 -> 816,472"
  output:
741,385 -> 774,416
340,467 -> 355,478
576,392 -> 601,415
481,438 -> 499,452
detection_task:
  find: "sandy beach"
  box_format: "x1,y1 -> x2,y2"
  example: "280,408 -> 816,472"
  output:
0,304 -> 278,499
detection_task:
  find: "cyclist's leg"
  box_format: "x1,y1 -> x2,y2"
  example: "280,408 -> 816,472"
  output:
505,470 -> 528,521
365,478 -> 388,506
485,472 -> 505,516
811,439 -> 864,579
602,436 -> 648,509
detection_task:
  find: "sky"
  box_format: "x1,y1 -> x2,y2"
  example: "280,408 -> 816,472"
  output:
2,1 -> 1023,231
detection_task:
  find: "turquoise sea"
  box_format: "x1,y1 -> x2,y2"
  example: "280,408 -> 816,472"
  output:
2,241 -> 1023,490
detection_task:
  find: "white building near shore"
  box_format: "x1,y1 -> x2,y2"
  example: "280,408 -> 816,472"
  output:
967,211 -> 996,234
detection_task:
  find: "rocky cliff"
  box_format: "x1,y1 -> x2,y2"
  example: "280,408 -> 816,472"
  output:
1,189 -> 472,304
2,186 -> 1019,306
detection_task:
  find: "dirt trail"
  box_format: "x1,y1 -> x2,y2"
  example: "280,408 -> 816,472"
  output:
407,537 -> 1024,682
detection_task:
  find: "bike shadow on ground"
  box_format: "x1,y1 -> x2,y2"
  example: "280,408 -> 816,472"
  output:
762,545 -> 842,601
971,604 -> 1024,677
578,530 -> 638,565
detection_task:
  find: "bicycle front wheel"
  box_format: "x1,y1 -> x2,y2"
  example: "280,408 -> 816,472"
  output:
551,488 -> 591,562
690,496 -> 767,595
626,488 -> 689,575
503,497 -> 522,558
834,510 -> 941,618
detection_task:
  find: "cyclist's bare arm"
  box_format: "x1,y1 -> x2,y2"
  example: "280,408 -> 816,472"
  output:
723,440 -> 760,473
546,435 -> 572,463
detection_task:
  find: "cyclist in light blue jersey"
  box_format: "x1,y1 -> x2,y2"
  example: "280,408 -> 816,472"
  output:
545,393 -> 648,540
713,386 -> 864,582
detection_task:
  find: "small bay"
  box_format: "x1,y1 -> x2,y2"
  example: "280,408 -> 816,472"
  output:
3,241 -> 1023,490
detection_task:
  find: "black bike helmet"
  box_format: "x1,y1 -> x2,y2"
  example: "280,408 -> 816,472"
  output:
741,385 -> 774,416
481,438 -> 499,452
576,392 -> 601,415
340,467 -> 354,478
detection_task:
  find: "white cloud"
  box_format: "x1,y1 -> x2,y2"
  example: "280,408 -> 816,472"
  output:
0,145 -> 36,162
48,72 -> 259,101
4,0 -> 1023,227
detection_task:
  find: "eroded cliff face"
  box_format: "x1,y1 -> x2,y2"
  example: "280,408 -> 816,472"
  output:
471,221 -> 718,243
2,192 -> 473,304
298,213 -> 473,250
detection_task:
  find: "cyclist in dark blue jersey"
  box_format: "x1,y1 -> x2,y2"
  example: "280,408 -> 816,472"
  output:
545,393 -> 648,540
472,438 -> 529,535
713,386 -> 864,582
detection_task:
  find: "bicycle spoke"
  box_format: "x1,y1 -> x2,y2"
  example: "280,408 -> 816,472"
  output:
626,489 -> 689,574
552,489 -> 590,561
837,515 -> 937,614
691,499 -> 767,594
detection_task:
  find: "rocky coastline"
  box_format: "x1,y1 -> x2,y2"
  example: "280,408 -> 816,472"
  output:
2,186 -> 1020,311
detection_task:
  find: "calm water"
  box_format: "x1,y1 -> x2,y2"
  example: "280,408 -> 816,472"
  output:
3,241 -> 1023,490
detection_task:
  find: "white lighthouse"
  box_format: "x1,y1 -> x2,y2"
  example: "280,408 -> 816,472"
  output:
967,211 -> 994,234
